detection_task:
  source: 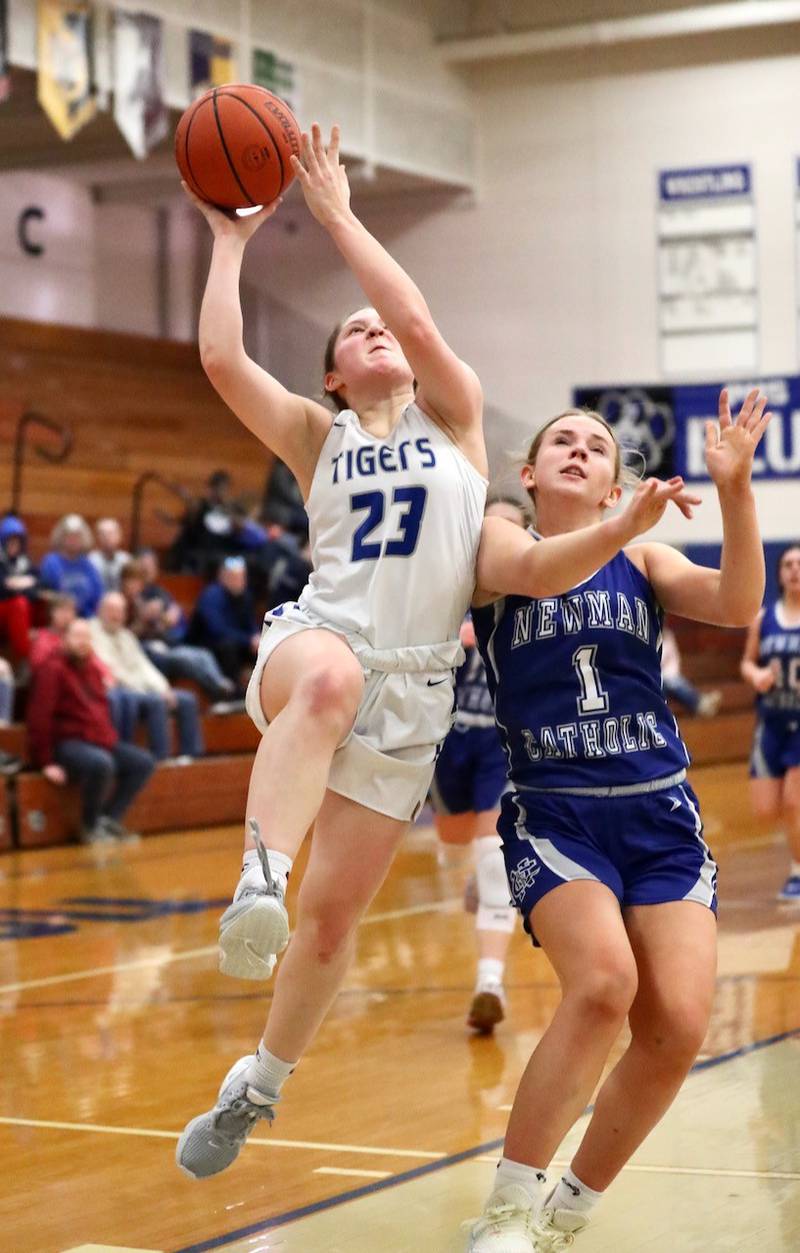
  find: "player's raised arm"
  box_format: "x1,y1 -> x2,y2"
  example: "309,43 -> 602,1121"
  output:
291,125 -> 483,449
634,389 -> 771,627
183,184 -> 332,497
475,476 -> 700,603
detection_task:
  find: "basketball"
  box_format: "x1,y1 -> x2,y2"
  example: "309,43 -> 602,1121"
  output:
175,84 -> 302,210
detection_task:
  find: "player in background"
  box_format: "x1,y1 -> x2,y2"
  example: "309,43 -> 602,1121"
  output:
741,543 -> 800,902
463,390 -> 769,1252
431,498 -> 528,1034
175,125 -> 700,1184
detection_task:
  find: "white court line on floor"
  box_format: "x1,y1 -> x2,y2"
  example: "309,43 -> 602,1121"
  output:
0,898 -> 460,995
314,1167 -> 392,1179
3,1115 -> 798,1181
0,1116 -> 447,1159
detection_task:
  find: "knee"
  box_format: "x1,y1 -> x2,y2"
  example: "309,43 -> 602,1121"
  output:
294,664 -> 362,735
569,961 -> 638,1026
310,911 -> 358,965
633,1002 -> 709,1071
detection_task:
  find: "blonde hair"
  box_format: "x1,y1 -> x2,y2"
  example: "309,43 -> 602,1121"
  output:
520,407 -> 646,514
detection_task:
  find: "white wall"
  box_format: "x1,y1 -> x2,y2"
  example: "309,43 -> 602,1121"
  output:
238,28 -> 800,543
0,172 -> 95,325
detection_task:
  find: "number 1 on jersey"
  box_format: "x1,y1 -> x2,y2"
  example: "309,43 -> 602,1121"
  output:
572,644 -> 609,714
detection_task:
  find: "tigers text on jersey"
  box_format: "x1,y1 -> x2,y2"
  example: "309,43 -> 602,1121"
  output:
296,404 -> 486,650
473,548 -> 690,790
756,600 -> 800,716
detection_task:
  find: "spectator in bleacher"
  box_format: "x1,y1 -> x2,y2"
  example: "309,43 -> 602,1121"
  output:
40,514 -> 104,618
120,559 -> 237,706
30,593 -> 78,669
0,515 -> 43,660
27,617 -> 155,844
89,518 -> 132,591
187,556 -> 259,690
89,591 -> 204,763
168,469 -> 236,576
261,458 -> 308,542
661,625 -> 722,717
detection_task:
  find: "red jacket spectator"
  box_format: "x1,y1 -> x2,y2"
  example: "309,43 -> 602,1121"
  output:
28,650 -> 117,767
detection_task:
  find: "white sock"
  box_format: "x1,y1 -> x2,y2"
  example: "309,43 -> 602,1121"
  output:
246,1042 -> 297,1098
789,859 -> 800,879
493,1156 -> 548,1208
547,1167 -> 603,1216
476,957 -> 505,990
242,846 -> 292,894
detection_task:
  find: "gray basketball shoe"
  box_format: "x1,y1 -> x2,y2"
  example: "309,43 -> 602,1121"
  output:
176,1054 -> 278,1179
218,820 -> 290,980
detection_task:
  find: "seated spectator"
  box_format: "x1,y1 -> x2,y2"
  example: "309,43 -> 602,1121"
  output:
27,618 -> 155,844
661,625 -> 722,717
261,458 -> 309,542
89,592 -> 204,762
120,559 -> 237,706
40,514 -> 105,618
168,469 -> 235,576
187,556 -> 259,691
89,518 -> 131,591
30,593 -> 78,669
0,514 -> 44,661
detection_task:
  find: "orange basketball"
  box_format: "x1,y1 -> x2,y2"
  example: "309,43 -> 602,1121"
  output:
175,84 -> 302,210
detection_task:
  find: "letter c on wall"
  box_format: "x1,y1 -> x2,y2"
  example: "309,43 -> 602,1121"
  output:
18,206 -> 45,256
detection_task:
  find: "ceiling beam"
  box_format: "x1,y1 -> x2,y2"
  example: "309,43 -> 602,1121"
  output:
438,1 -> 800,62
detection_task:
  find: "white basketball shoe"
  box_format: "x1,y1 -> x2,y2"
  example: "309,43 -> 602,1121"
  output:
218,820 -> 290,980
465,1184 -> 541,1252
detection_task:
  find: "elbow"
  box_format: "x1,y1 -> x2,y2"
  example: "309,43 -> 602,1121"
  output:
400,311 -> 436,351
724,603 -> 762,630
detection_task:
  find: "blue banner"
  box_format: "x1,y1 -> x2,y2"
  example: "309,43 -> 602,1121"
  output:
573,378 -> 800,482
658,164 -> 751,202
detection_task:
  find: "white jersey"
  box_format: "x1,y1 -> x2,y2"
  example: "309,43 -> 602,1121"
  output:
293,403 -> 486,652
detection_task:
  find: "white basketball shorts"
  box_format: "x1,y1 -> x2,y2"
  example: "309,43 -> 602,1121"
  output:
245,604 -> 463,822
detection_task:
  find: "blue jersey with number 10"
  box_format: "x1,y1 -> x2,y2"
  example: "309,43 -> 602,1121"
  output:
473,547 -> 690,790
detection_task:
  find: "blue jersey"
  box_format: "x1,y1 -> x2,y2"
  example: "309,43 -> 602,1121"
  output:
756,600 -> 800,717
453,645 -> 495,728
473,548 -> 690,790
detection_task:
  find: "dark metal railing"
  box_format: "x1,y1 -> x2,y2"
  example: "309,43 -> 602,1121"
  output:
11,411 -> 73,515
129,471 -> 188,552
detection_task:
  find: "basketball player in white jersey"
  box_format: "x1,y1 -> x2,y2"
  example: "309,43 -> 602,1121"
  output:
176,124 -> 700,1181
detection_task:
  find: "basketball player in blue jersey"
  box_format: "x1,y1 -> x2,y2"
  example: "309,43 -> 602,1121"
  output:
175,123 -> 700,1182
741,544 -> 800,902
463,390 -> 770,1252
431,499 -> 528,1034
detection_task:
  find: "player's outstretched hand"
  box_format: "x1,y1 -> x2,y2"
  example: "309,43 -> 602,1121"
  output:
622,476 -> 702,539
705,387 -> 771,494
181,181 -> 282,243
290,123 -> 351,228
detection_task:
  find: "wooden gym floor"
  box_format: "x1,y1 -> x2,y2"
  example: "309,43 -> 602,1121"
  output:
1,761 -> 799,1253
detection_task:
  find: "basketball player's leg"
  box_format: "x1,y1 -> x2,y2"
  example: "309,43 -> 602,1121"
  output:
780,764 -> 800,896
247,627 -> 364,858
219,627 -> 364,980
177,790 -> 408,1180
564,901 -> 716,1196
468,808 -> 514,1033
465,882 -> 636,1245
260,788 -> 408,1062
503,882 -> 637,1169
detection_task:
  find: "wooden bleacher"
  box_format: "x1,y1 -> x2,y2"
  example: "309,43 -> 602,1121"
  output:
0,316 -> 273,847
0,316 -> 274,557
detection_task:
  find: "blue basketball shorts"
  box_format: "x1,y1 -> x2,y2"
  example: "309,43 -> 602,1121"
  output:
430,724 -> 508,816
749,716 -> 800,780
498,779 -> 717,944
